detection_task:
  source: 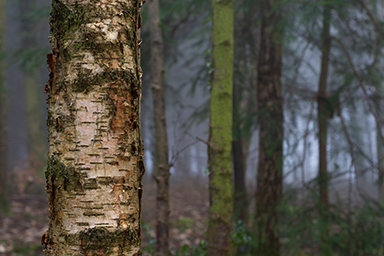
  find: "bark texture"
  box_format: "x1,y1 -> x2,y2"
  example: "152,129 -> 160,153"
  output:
254,0 -> 283,255
0,0 -> 9,216
147,0 -> 170,255
207,0 -> 234,255
43,1 -> 144,255
317,6 -> 331,255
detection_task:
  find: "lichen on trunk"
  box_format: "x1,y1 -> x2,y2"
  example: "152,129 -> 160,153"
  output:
44,1 -> 145,255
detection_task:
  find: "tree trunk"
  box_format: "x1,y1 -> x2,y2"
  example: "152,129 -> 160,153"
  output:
0,0 -> 9,216
254,0 -> 283,255
317,5 -> 331,255
232,6 -> 250,225
375,87 -> 384,204
232,136 -> 247,222
43,1 -> 145,255
207,0 -> 234,255
372,0 -> 384,205
21,0 -> 47,175
147,0 -> 170,255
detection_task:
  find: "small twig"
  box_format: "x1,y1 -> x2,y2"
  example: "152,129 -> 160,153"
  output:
332,35 -> 384,146
196,136 -> 209,146
356,0 -> 384,34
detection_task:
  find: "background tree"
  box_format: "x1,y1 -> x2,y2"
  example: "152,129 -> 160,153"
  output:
20,0 -> 47,175
147,0 -> 171,255
0,0 -> 9,216
316,5 -> 331,255
232,0 -> 258,225
43,0 -> 145,254
207,0 -> 234,255
254,0 -> 283,255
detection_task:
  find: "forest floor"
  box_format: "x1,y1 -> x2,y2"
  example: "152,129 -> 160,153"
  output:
0,175 -> 209,256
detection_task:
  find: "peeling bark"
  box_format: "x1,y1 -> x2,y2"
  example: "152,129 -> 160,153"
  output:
207,0 -> 234,255
254,0 -> 283,255
0,0 -> 9,216
147,0 -> 170,255
44,1 -> 144,255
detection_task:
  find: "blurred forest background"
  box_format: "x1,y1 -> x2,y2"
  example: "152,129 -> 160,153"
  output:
1,0 -> 384,255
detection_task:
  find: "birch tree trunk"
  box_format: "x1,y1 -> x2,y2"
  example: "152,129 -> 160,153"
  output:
43,1 -> 145,255
317,6 -> 331,255
207,0 -> 234,255
147,0 -> 170,255
254,0 -> 283,255
0,0 -> 9,216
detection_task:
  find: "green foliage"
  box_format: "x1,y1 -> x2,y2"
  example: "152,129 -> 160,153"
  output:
11,47 -> 49,73
171,240 -> 207,256
141,222 -> 253,256
142,223 -> 156,254
280,188 -> 384,256
13,243 -> 44,256
175,217 -> 195,232
232,220 -> 251,248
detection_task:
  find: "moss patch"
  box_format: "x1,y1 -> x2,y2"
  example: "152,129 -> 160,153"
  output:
50,0 -> 86,38
46,156 -> 82,193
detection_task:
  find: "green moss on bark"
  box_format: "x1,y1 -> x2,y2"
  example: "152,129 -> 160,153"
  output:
50,0 -> 86,38
207,0 -> 234,255
46,156 -> 83,193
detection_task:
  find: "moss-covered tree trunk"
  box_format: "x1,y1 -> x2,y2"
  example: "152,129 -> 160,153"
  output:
43,1 -> 145,255
317,6 -> 331,255
0,0 -> 9,216
207,0 -> 234,255
147,0 -> 170,255
254,0 -> 283,255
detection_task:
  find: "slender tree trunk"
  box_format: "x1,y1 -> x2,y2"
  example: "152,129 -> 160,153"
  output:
232,84 -> 248,223
21,0 -> 46,174
25,72 -> 46,166
207,0 -> 234,255
254,0 -> 283,255
375,87 -> 384,204
43,1 -> 145,254
372,0 -> 384,205
147,1 -> 170,255
0,0 -> 9,216
232,136 -> 247,222
317,5 -> 331,255
232,7 -> 249,225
